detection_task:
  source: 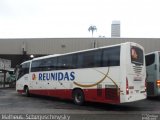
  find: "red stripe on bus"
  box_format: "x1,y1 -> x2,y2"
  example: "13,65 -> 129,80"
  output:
17,89 -> 120,104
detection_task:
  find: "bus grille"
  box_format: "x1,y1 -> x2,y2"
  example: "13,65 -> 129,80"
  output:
133,66 -> 142,74
147,82 -> 154,96
105,88 -> 118,100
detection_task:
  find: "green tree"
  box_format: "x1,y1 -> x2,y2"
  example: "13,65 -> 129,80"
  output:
88,25 -> 97,37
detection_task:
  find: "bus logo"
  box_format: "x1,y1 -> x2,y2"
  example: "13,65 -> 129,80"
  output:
32,73 -> 36,80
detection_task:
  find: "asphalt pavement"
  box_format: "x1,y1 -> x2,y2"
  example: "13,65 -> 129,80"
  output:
0,88 -> 160,120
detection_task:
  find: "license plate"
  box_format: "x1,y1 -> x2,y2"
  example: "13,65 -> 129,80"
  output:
134,79 -> 142,81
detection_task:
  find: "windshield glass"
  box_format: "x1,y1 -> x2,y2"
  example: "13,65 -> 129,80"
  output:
16,62 -> 30,80
15,65 -> 22,80
131,46 -> 144,65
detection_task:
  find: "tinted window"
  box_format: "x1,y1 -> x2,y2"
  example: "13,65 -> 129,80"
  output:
31,55 -> 78,72
145,54 -> 155,66
57,55 -> 76,70
94,50 -> 102,67
31,60 -> 41,72
47,58 -> 57,70
31,46 -> 120,71
77,50 -> 102,68
131,46 -> 144,65
18,62 -> 30,79
31,58 -> 57,72
102,46 -> 120,67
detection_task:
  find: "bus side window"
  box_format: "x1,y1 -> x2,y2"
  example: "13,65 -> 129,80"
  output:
77,50 -> 102,68
31,60 -> 41,72
102,46 -> 120,67
57,55 -> 74,70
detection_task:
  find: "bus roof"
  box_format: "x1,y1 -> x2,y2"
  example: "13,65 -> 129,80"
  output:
31,42 -> 124,61
31,42 -> 142,61
21,60 -> 31,65
146,51 -> 160,55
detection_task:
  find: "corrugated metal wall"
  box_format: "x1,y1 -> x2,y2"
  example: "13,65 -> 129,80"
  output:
0,39 -> 23,54
0,38 -> 160,55
97,38 -> 160,53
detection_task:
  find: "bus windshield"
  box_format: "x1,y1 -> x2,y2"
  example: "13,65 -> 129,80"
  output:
16,65 -> 22,80
16,62 -> 30,80
131,46 -> 144,65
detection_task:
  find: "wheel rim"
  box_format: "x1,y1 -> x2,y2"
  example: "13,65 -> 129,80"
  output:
24,87 -> 29,96
25,88 -> 28,94
75,93 -> 82,103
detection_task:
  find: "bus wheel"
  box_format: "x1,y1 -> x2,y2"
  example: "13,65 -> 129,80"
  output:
24,86 -> 30,97
73,89 -> 85,105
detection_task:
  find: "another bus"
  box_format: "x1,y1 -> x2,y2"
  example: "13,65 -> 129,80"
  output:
145,51 -> 160,97
16,42 -> 146,105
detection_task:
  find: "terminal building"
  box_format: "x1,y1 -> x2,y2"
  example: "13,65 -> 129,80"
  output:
0,38 -> 160,68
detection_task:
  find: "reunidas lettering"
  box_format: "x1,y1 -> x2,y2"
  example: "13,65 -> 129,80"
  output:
39,72 -> 75,81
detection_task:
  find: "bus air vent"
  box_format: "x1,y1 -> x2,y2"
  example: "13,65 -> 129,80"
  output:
105,85 -> 119,100
133,65 -> 142,74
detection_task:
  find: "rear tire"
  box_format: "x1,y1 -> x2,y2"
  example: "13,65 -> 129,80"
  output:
73,89 -> 85,105
24,86 -> 30,97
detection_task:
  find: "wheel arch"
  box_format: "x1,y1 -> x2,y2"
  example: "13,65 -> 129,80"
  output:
72,87 -> 85,105
23,85 -> 28,90
72,88 -> 84,98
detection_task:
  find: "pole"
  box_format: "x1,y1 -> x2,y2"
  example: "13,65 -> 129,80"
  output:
3,70 -> 6,88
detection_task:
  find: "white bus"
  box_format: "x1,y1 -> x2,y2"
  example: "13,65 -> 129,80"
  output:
145,51 -> 160,97
16,42 -> 146,105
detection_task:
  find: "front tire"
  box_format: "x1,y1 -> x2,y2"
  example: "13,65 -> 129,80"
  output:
73,89 -> 85,105
24,86 -> 30,97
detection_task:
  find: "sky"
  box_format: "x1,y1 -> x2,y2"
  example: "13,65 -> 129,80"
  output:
0,0 -> 160,38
